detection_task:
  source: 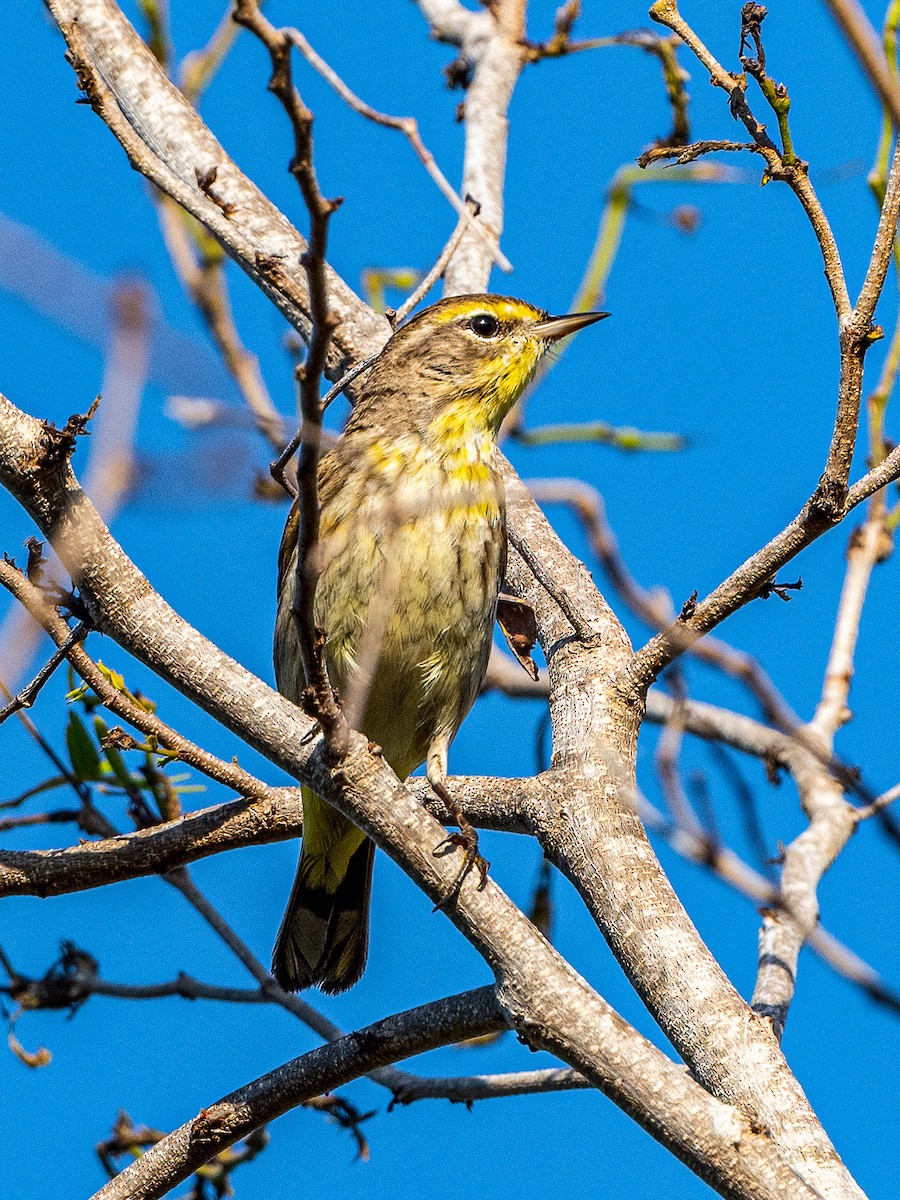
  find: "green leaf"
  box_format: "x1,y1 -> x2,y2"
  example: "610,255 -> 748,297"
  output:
65,712 -> 102,781
97,662 -> 127,693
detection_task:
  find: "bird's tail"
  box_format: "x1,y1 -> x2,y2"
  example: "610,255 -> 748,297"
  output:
272,788 -> 374,994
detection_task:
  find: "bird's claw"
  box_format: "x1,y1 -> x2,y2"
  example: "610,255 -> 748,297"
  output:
432,824 -> 489,909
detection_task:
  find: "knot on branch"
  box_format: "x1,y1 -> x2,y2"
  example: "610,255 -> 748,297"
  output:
840,316 -> 884,357
65,47 -> 103,111
444,56 -> 475,90
254,251 -> 287,281
677,590 -> 698,620
191,1104 -> 235,1145
807,478 -> 848,525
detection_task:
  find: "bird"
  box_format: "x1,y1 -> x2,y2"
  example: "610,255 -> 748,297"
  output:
272,293 -> 607,993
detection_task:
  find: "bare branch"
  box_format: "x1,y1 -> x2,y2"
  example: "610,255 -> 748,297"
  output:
45,0 -> 390,371
649,0 -> 851,320
416,0 -> 526,294
0,558 -> 280,802
625,450 -> 900,694
0,621 -> 86,726
810,519 -> 892,746
0,388 -> 831,1200
752,506 -> 894,1039
233,0 -> 345,739
646,3 -> 900,524
89,988 -> 505,1200
527,477 -> 801,729
390,1066 -> 591,1105
855,781 -> 900,822
638,139 -> 763,166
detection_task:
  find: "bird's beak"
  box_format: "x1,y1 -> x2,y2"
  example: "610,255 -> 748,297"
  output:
532,310 -> 610,342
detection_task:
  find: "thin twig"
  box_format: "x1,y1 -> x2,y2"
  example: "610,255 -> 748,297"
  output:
156,193 -> 285,454
649,0 -> 851,321
638,139 -> 762,167
158,866 -> 438,1103
233,0 -> 344,740
88,988 -> 504,1200
0,559 -> 278,801
285,28 -> 511,273
391,207 -> 473,325
521,23 -> 691,148
0,623 -> 86,726
269,351 -> 382,496
624,58 -> 900,696
515,421 -> 686,452
508,531 -> 600,645
809,519 -> 892,746
624,466 -> 893,693
750,497 -> 893,1038
655,673 -> 707,839
180,3 -> 245,103
855,781 -> 900,821
527,478 -> 801,729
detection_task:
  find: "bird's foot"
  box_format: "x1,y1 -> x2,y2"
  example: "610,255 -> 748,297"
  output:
431,782 -> 489,907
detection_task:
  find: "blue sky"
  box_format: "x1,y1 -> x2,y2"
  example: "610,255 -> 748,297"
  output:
1,2 -> 898,1197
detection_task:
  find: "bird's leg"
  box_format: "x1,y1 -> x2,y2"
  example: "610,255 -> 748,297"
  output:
428,736 -> 489,905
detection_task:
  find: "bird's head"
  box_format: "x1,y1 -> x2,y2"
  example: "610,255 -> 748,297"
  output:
349,294 -> 608,438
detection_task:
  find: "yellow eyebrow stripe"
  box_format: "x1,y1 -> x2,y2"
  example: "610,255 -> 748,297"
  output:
432,297 -> 545,325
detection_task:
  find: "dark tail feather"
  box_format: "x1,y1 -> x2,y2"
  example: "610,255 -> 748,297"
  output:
272,837 -> 375,994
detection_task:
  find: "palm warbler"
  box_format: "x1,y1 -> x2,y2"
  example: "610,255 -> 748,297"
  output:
272,294 -> 606,993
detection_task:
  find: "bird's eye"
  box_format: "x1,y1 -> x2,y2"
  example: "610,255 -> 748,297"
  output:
469,312 -> 500,338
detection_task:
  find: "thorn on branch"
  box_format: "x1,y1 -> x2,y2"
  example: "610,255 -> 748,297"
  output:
678,590 -> 698,620
37,395 -> 101,474
194,164 -> 237,217
24,537 -> 47,585
753,576 -> 802,602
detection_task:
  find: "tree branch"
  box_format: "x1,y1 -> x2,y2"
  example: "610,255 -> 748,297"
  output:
416,0 -> 526,294
0,386 -> 830,1200
45,0 -> 389,375
285,27 -> 511,272
89,987 -> 505,1200
29,6 -> 870,1193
